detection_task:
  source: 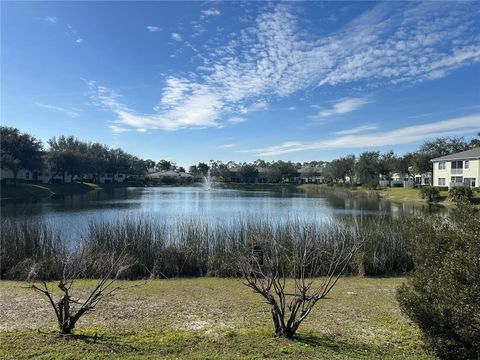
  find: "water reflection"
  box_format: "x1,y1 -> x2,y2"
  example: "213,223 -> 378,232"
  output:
1,185 -> 444,240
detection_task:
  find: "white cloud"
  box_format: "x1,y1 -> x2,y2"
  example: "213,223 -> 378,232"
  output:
288,106 -> 296,111
248,114 -> 480,156
88,3 -> 480,133
315,97 -> 371,119
334,123 -> 378,135
44,16 -> 58,24
171,32 -> 182,41
66,24 -> 83,44
219,143 -> 236,148
147,25 -> 161,32
34,102 -> 79,118
228,117 -> 247,124
201,8 -> 221,18
109,124 -> 130,134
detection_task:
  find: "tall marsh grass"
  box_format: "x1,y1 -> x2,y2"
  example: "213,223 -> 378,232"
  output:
1,215 -> 414,280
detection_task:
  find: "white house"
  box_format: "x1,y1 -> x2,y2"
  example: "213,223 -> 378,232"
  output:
431,147 -> 480,188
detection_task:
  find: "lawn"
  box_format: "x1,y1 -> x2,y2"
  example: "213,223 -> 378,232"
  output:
0,277 -> 435,359
0,182 -> 100,200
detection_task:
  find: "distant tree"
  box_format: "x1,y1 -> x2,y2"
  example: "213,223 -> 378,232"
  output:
264,167 -> 282,183
410,152 -> 432,175
379,151 -> 398,182
144,159 -> 156,171
272,161 -> 298,181
47,136 -> 87,183
177,166 -> 186,173
253,159 -> 269,168
238,164 -> 259,183
157,160 -> 172,171
341,155 -> 356,183
324,160 -> 345,183
210,162 -> 231,179
105,148 -> 131,181
419,136 -> 470,159
188,165 -> 199,175
469,132 -> 480,148
196,162 -> 210,176
355,151 -> 381,184
0,126 -> 44,186
85,142 -> 109,182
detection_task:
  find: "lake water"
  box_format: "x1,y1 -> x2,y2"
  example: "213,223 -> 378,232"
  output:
1,185 -> 439,240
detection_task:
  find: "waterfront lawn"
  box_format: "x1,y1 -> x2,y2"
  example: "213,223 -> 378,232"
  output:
0,182 -> 100,200
0,277 -> 435,359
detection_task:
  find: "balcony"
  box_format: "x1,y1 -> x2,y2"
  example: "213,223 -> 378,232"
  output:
451,168 -> 463,174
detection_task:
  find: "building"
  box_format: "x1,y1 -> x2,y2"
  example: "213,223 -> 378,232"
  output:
431,147 -> 480,188
296,166 -> 324,184
0,168 -> 73,184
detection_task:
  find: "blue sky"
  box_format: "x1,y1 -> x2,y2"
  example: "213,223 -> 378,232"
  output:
2,1 -> 480,167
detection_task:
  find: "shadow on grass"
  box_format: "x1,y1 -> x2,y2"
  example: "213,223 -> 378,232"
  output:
292,332 -> 389,357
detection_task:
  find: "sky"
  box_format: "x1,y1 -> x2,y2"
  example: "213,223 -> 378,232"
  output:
2,1 -> 480,167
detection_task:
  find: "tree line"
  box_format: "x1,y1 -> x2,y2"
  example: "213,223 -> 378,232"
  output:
1,125 -> 479,186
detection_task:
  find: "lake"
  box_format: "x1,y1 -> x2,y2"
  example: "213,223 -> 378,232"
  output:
1,185 -> 440,241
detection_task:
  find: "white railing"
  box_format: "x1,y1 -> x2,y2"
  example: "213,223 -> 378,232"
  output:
451,168 -> 463,174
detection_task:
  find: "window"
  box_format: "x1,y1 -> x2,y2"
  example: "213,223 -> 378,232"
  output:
438,178 -> 445,186
451,176 -> 463,183
451,160 -> 463,169
464,178 -> 476,187
25,172 -> 30,179
465,160 -> 469,169
439,161 -> 446,170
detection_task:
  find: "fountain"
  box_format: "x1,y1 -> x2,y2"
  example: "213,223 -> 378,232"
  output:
202,169 -> 215,190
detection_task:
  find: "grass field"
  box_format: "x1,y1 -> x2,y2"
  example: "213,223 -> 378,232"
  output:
298,183 -> 480,207
0,277 -> 435,359
0,182 -> 100,200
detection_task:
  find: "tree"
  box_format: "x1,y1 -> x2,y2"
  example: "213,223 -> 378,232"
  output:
469,132 -> 480,148
47,136 -> 87,183
196,162 -> 210,176
0,126 -> 44,186
27,248 -> 133,335
419,136 -> 470,158
397,206 -> 480,359
379,151 -> 398,183
271,161 -> 298,181
177,166 -> 186,173
238,164 -> 259,183
239,225 -> 362,338
355,151 -> 381,184
157,160 -> 172,171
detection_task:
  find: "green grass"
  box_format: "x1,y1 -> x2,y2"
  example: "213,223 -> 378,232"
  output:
0,277 -> 435,359
1,182 -> 100,200
297,184 -> 480,207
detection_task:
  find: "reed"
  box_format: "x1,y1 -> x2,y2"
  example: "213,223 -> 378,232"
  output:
1,215 -> 414,280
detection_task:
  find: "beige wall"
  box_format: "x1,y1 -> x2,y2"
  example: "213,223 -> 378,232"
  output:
433,159 -> 479,187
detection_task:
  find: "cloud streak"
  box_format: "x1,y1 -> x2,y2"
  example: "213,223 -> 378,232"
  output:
334,123 -> 378,135
247,114 -> 480,156
34,102 -> 79,118
315,98 -> 371,119
147,25 -> 161,32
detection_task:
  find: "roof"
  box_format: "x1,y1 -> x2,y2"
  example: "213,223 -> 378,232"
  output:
431,147 -> 480,162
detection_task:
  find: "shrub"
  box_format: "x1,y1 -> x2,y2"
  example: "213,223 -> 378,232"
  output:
397,205 -> 480,360
449,185 -> 473,203
363,179 -> 379,190
419,186 -> 440,202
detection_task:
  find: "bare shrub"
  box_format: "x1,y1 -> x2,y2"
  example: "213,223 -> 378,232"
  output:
239,222 -> 362,338
26,248 -> 133,335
